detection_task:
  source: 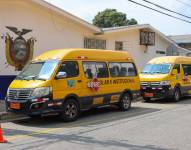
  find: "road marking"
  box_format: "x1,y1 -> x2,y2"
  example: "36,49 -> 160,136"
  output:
8,127 -> 64,140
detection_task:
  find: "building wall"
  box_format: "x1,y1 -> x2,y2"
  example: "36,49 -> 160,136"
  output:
0,0 -> 181,99
0,0 -> 96,76
98,29 -> 170,69
0,0 -> 98,99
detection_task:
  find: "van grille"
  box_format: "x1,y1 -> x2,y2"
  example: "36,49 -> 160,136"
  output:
141,82 -> 160,87
8,89 -> 33,100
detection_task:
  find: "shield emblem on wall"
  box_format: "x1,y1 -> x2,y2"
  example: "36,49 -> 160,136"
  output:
5,26 -> 35,71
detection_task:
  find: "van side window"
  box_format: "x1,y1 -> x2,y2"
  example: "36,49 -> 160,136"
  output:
121,63 -> 137,76
83,62 -> 97,79
58,61 -> 79,78
182,64 -> 191,75
83,62 -> 109,78
109,62 -> 137,77
109,63 -> 121,77
96,62 -> 109,78
173,64 -> 180,73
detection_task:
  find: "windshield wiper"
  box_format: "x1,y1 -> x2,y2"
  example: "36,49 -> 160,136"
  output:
143,72 -> 154,74
29,75 -> 46,81
25,75 -> 35,80
16,75 -> 31,80
141,72 -> 149,74
16,75 -> 46,81
36,77 -> 46,81
152,71 -> 161,74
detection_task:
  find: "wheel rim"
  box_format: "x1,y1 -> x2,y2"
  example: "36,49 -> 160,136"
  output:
65,103 -> 78,119
175,90 -> 180,101
122,95 -> 131,109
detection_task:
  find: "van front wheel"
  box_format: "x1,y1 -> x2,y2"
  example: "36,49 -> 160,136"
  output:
143,97 -> 151,102
118,93 -> 132,111
60,99 -> 80,122
173,88 -> 181,102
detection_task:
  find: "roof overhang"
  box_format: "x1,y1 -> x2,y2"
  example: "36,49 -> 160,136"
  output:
31,0 -> 101,33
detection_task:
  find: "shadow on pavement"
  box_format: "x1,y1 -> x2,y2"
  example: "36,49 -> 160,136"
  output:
1,105 -> 172,150
142,96 -> 191,104
1,98 -> 190,150
9,105 -> 161,129
4,125 -> 171,150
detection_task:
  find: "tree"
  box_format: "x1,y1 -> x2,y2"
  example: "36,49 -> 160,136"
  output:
93,9 -> 138,28
128,18 -> 138,25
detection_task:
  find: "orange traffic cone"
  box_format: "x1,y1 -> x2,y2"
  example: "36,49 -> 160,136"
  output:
0,124 -> 7,143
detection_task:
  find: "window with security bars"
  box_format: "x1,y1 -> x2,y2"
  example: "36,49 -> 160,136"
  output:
84,38 -> 106,49
115,41 -> 123,50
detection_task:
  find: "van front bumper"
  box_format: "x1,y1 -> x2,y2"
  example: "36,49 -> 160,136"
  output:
5,98 -> 63,115
141,85 -> 174,99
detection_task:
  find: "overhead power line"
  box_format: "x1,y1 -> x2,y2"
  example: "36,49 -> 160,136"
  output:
175,0 -> 191,8
128,0 -> 191,24
142,0 -> 191,19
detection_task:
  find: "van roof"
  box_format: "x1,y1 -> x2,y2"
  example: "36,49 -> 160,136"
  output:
148,56 -> 191,64
34,49 -> 132,61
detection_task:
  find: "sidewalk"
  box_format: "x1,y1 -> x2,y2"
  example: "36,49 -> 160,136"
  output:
0,100 -> 28,123
0,100 -> 6,112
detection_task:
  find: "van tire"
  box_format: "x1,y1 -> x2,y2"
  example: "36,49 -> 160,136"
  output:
173,88 -> 181,102
143,97 -> 151,102
28,114 -> 42,118
60,99 -> 80,122
118,93 -> 132,111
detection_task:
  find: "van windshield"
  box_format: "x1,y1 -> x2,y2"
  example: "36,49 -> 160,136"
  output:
16,60 -> 59,80
142,64 -> 172,74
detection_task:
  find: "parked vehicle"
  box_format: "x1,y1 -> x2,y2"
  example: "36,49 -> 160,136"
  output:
140,56 -> 191,102
6,49 -> 140,121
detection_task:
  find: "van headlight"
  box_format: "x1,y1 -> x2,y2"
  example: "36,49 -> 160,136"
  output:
31,87 -> 51,98
6,88 -> 10,96
160,81 -> 170,86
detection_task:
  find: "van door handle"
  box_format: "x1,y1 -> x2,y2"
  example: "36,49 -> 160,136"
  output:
77,80 -> 82,83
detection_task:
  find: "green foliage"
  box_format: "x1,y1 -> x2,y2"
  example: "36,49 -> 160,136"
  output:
93,9 -> 138,28
128,18 -> 138,25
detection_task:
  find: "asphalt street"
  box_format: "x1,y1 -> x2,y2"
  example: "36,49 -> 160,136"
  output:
0,98 -> 191,150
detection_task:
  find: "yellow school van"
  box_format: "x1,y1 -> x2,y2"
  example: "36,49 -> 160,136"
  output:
140,56 -> 191,102
6,49 -> 140,121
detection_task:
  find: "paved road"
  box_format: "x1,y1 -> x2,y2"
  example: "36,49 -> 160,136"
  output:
0,98 -> 191,150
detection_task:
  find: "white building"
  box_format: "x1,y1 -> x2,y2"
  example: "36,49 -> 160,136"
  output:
0,0 -> 189,99
169,34 -> 191,51
97,25 -> 189,69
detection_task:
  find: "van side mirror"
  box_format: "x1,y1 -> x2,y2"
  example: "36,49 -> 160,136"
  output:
171,69 -> 178,75
55,72 -> 67,79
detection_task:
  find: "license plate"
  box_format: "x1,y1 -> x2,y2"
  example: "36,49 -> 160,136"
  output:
144,92 -> 154,97
10,102 -> 21,110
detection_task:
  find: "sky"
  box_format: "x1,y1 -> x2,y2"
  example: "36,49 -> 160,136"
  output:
45,0 -> 191,36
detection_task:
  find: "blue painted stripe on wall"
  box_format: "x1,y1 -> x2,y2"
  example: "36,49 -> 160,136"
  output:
0,75 -> 16,100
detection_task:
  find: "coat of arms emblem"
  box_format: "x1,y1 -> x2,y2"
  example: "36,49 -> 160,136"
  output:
4,26 -> 36,71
